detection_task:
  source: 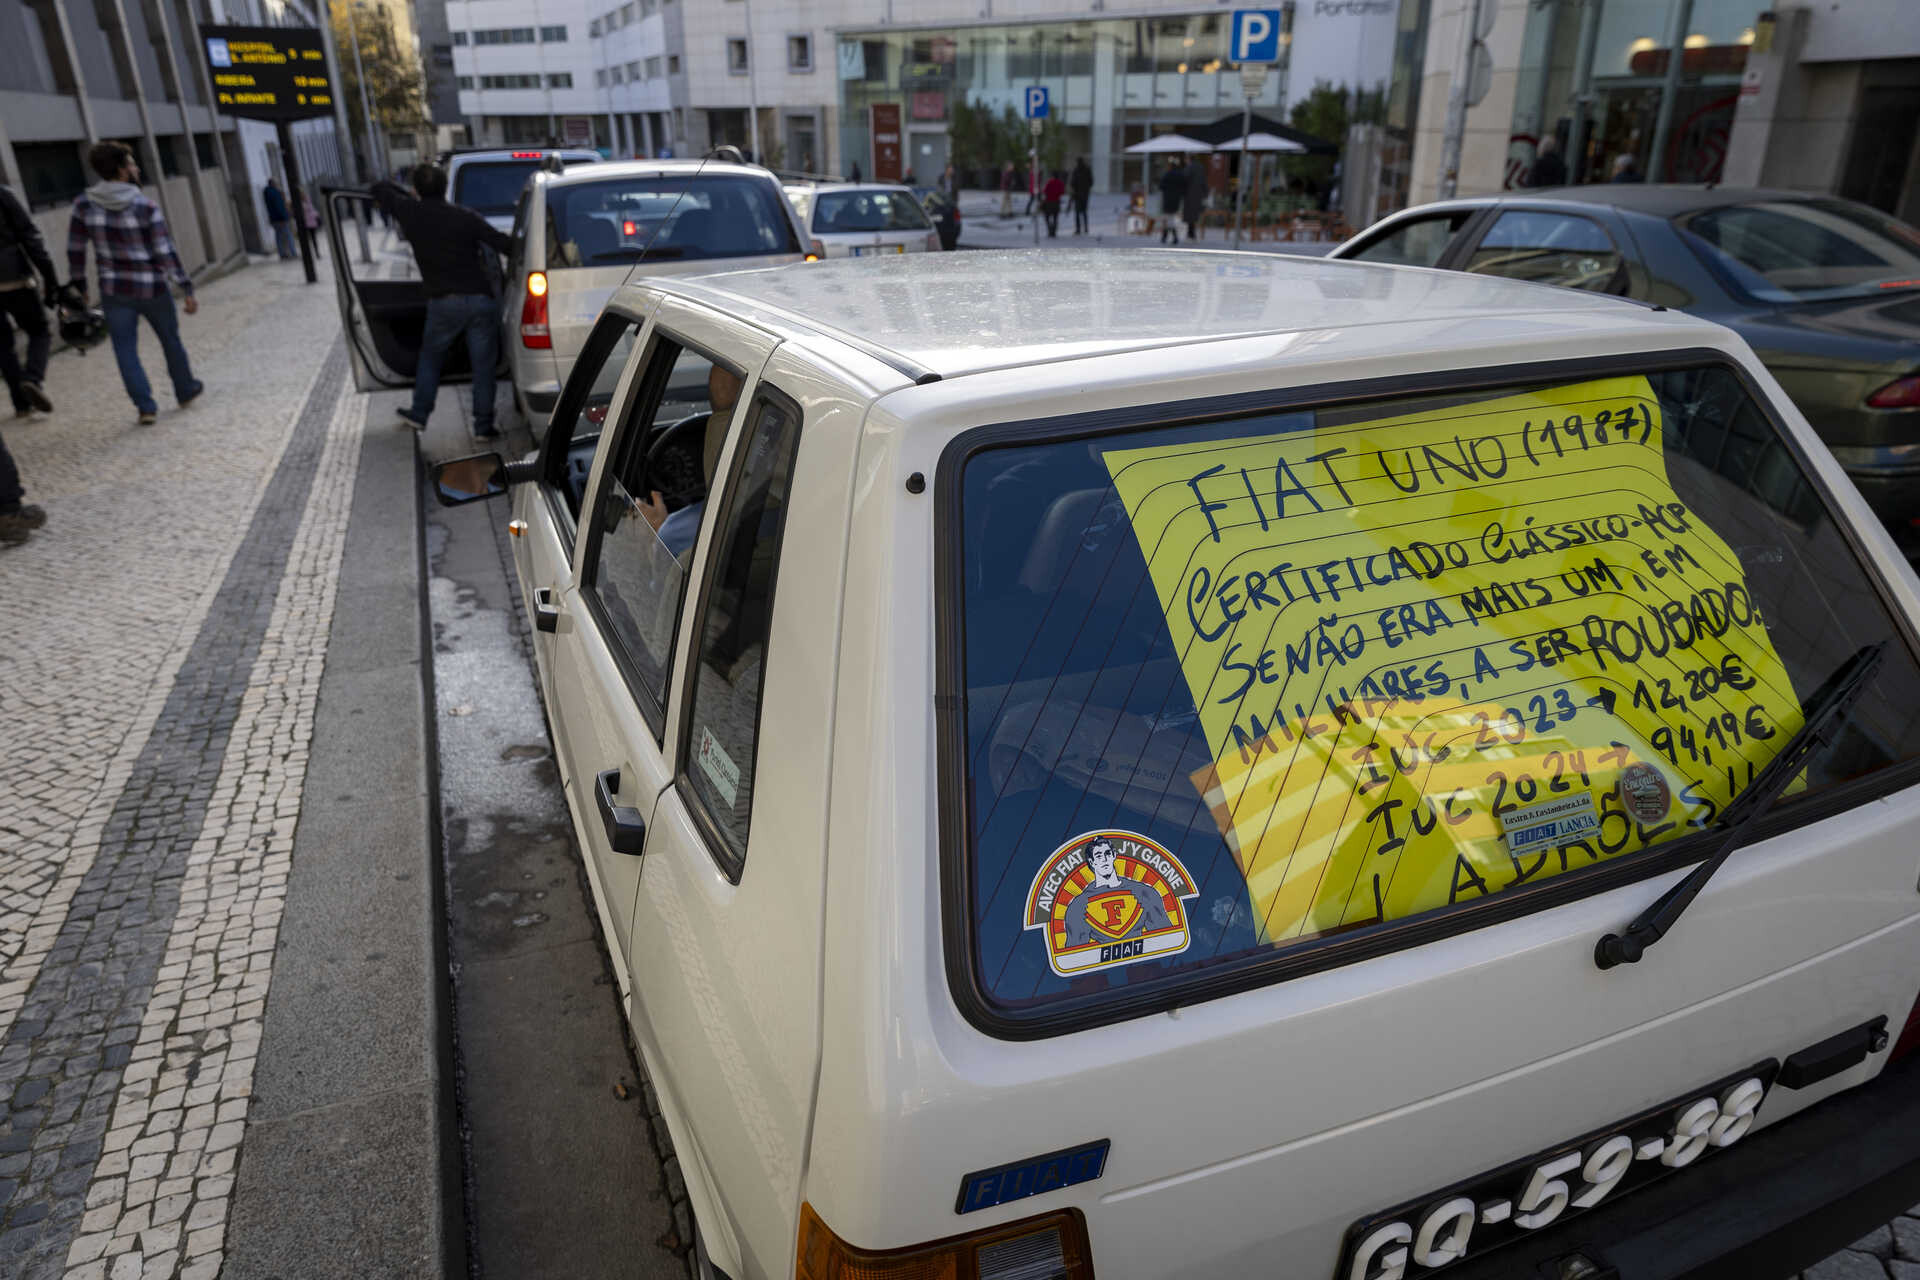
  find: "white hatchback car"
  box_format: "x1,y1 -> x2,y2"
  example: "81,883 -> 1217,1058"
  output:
432,249 -> 1920,1280
785,182 -> 942,257
501,159 -> 813,426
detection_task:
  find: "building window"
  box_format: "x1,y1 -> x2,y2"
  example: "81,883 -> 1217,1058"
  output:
547,72 -> 572,87
451,30 -> 467,44
589,18 -> 600,37
627,60 -> 642,79
473,27 -> 537,45
610,65 -> 624,84
787,34 -> 810,70
667,54 -> 680,73
479,73 -> 542,89
620,3 -> 634,24
644,55 -> 662,79
541,24 -> 566,42
457,75 -> 474,89
431,44 -> 454,66
727,38 -> 749,73
595,68 -> 606,87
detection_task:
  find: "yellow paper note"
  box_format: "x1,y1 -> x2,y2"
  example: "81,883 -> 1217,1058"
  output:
1102,375 -> 1803,945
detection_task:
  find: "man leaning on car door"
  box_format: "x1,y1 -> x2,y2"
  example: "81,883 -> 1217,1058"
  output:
374,164 -> 513,439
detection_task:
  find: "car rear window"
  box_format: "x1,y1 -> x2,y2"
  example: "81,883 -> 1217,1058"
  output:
453,162 -> 544,215
948,364 -> 1920,1026
545,175 -> 800,266
812,188 -> 931,232
1679,200 -> 1920,301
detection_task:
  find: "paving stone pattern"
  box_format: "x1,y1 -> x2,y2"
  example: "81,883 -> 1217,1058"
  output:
0,259 -> 361,1279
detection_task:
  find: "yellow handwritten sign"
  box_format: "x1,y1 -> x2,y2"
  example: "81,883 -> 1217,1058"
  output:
1101,375 -> 1803,945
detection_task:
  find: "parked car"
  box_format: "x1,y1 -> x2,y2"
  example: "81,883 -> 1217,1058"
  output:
1332,187 -> 1920,547
427,249 -> 1920,1280
443,147 -> 601,233
785,182 -> 943,257
322,161 -> 813,426
914,186 -> 962,250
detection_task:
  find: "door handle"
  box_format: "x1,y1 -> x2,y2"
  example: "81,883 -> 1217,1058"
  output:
533,586 -> 561,633
594,768 -> 647,855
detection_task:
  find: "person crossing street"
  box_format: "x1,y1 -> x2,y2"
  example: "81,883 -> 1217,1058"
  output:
66,142 -> 204,426
374,163 -> 512,438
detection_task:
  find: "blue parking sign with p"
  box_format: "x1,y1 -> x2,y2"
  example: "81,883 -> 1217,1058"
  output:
1229,9 -> 1283,63
1024,86 -> 1049,119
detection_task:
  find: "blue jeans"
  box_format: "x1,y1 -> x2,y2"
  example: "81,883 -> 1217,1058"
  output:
271,220 -> 296,258
104,294 -> 200,415
412,294 -> 498,433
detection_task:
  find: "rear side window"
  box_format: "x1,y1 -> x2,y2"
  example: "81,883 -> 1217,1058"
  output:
947,365 -> 1920,1027
545,175 -> 800,266
1347,212 -> 1470,268
812,189 -> 932,232
1465,211 -> 1624,292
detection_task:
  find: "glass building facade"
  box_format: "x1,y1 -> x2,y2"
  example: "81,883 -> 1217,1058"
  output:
835,12 -> 1292,193
1508,0 -> 1759,187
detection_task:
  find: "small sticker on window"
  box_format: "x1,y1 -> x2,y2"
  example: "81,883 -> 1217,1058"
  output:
1499,793 -> 1601,857
696,725 -> 740,810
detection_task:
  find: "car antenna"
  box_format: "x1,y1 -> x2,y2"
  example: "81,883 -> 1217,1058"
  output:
619,150 -> 721,286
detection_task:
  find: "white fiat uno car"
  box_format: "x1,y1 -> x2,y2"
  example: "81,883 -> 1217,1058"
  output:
433,249 -> 1920,1280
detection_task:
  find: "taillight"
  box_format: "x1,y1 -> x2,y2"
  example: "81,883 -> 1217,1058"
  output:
520,271 -> 550,349
796,1203 -> 1092,1280
622,219 -> 637,236
1867,374 -> 1920,408
511,150 -> 542,159
1892,991 -> 1920,1063
806,239 -> 826,262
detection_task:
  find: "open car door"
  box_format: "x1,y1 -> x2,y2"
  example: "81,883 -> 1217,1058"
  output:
323,187 -> 508,392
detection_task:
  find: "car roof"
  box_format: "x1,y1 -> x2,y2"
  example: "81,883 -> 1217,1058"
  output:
634,248 -> 1721,382
803,183 -> 917,194
1409,184 -> 1828,219
534,159 -> 778,189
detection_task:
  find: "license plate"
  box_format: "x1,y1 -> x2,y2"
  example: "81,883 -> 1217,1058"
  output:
1334,1061 -> 1778,1280
851,244 -> 905,256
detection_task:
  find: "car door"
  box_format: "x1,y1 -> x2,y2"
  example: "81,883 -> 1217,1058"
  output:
1455,205 -> 1635,294
626,338 -> 851,1280
550,299 -> 780,997
511,305 -> 651,716
323,187 -> 510,392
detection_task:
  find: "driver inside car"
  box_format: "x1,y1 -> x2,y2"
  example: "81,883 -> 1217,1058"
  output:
637,363 -> 742,561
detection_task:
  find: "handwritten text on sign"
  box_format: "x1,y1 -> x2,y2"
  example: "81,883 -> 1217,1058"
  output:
1100,376 -> 1802,945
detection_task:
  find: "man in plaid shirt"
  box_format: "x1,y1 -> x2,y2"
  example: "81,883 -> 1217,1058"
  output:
67,141 -> 204,425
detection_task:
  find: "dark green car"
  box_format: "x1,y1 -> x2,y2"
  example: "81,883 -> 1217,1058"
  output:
1335,186 -> 1920,547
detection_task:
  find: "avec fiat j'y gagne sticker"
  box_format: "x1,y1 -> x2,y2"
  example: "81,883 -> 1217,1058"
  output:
1617,761 -> 1672,824
1024,831 -> 1199,978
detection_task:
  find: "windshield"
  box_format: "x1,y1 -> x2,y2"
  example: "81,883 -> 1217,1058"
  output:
545,175 -> 800,266
1679,199 -> 1920,301
949,364 -> 1920,1023
812,188 -> 931,232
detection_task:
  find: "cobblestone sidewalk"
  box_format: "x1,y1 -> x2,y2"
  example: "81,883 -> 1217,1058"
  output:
0,257 -> 369,1278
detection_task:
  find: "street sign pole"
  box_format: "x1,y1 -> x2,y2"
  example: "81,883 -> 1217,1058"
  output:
1227,10 -> 1282,252
277,120 -> 318,283
1031,118 -> 1042,246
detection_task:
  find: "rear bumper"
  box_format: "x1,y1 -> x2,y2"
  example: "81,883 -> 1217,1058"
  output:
1443,1052 -> 1920,1280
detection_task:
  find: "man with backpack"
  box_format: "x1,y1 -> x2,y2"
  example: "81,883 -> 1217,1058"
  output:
0,183 -> 60,417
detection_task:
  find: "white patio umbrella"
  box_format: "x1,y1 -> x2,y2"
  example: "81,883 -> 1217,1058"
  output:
1215,132 -> 1307,153
1124,134 -> 1215,154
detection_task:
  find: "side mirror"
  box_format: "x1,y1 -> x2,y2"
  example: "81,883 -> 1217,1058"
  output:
434,452 -> 509,505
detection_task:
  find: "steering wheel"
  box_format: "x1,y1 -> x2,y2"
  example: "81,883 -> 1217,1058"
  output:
643,411 -> 709,510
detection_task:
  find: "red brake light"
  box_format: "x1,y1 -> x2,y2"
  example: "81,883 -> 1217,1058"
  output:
520,271 -> 551,349
622,220 -> 637,236
511,151 -> 543,159
1867,374 -> 1920,409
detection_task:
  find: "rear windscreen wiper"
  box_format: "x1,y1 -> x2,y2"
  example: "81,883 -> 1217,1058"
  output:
1595,640 -> 1886,970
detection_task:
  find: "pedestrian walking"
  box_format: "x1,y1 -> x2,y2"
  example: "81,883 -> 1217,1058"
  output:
67,141 -> 204,426
1524,136 -> 1568,188
940,162 -> 958,201
263,178 -> 296,259
0,425 -> 44,545
1041,171 -> 1065,238
1069,157 -> 1093,235
1158,159 -> 1189,245
299,186 -> 322,259
374,163 -> 512,439
1611,152 -> 1644,183
1182,167 -> 1206,242
999,162 -> 1016,217
849,161 -> 862,183
0,183 -> 61,417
